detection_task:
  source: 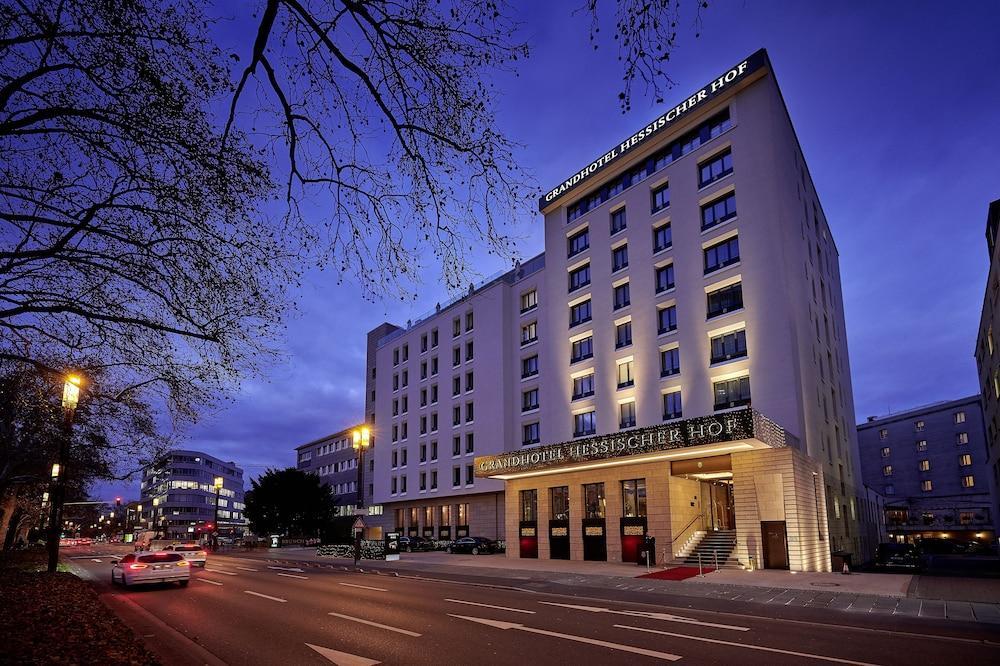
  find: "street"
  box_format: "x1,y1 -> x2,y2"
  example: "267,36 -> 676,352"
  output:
65,545 -> 1000,665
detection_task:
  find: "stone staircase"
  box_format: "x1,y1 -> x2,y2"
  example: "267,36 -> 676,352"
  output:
676,529 -> 741,569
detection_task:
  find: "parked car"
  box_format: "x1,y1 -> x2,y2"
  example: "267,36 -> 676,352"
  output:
159,542 -> 208,566
111,552 -> 190,587
399,536 -> 435,553
916,538 -> 955,556
445,537 -> 495,555
874,542 -> 921,570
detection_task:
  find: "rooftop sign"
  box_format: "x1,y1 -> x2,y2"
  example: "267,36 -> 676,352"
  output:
539,49 -> 768,211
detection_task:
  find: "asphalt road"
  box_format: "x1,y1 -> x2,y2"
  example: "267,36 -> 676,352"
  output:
66,545 -> 1000,666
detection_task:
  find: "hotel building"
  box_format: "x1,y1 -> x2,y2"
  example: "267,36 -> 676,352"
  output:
368,49 -> 870,570
858,396 -> 995,545
975,197 -> 1000,540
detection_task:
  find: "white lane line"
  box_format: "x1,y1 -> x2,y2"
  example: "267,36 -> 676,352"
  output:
327,612 -> 421,637
338,582 -> 387,592
235,566 -> 259,572
616,625 -> 878,665
204,568 -> 238,576
244,590 -> 287,603
277,572 -> 309,580
540,601 -> 749,631
444,599 -> 535,614
91,559 -> 103,563
198,578 -> 224,586
449,615 -> 680,661
267,565 -> 304,572
305,643 -> 380,665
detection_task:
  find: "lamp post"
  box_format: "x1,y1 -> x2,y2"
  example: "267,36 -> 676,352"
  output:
46,374 -> 82,573
351,426 -> 371,566
212,476 -> 224,551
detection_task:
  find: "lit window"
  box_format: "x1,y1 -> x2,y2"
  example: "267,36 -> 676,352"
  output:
880,447 -> 890,458
957,432 -> 969,445
617,360 -> 635,389
521,321 -> 538,346
879,428 -> 888,440
914,420 -> 925,432
520,290 -> 538,313
882,465 -> 892,477
954,411 -> 966,424
959,454 -> 972,467
921,480 -> 933,492
961,475 -> 975,488
918,459 -> 930,472
916,440 -> 927,452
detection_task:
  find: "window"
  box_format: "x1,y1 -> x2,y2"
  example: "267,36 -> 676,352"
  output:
420,361 -> 427,380
701,192 -> 737,231
431,357 -> 438,375
453,467 -> 461,487
466,433 -> 474,454
707,282 -> 743,318
879,428 -> 888,440
918,459 -> 930,472
660,348 -> 680,377
651,182 -> 670,212
610,208 -> 627,234
957,432 -> 969,445
520,290 -> 538,313
710,329 -> 747,363
521,321 -> 538,346
572,372 -> 595,400
522,422 -> 540,446
522,388 -> 539,412
583,482 -> 606,518
916,440 -> 927,452
961,475 -> 975,488
465,340 -> 474,361
713,376 -> 750,409
613,282 -> 631,310
880,447 -> 890,458
391,476 -> 398,494
452,318 -> 461,337
653,222 -> 672,253
419,472 -> 426,491
617,359 -> 634,389
393,348 -> 400,366
452,405 -> 460,425
550,486 -> 570,520
402,345 -> 409,361
574,410 -> 596,437
520,489 -> 538,522
431,329 -> 438,347
655,264 -> 675,293
657,305 -> 677,335
704,236 -> 740,273
452,436 -> 461,456
568,263 -> 591,292
571,336 -> 594,363
621,479 -> 647,517
914,420 -> 925,432
465,311 -> 474,332
465,465 -> 474,486
884,484 -> 895,495
452,376 -> 461,397
921,479 -> 933,492
612,244 -> 629,272
619,401 -> 636,428
430,441 -> 438,461
392,374 -> 399,391
420,335 -> 428,353
959,453 -> 972,466
663,391 -> 682,420
465,402 -> 474,423
465,371 -> 474,392
954,411 -> 966,424
522,355 -> 539,378
392,450 -> 399,468
570,299 -> 592,327
568,228 -> 590,257
400,475 -> 407,493
615,321 -> 632,349
452,347 -> 461,367
699,149 -> 733,187
882,465 -> 893,477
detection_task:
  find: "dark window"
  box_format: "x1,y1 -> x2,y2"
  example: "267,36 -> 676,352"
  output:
657,305 -> 677,334
521,355 -> 539,378
663,392 -> 682,420
522,422 -> 540,446
710,330 -> 747,364
571,336 -> 594,363
466,433 -> 474,453
522,388 -> 539,412
521,321 -> 538,345
520,489 -> 538,522
570,299 -> 592,327
655,264 -> 675,293
520,289 -> 538,313
701,192 -> 737,230
653,223 -> 672,253
568,228 -> 590,257
613,283 -> 631,310
568,263 -> 591,292
704,236 -> 740,273
660,348 -> 680,377
465,340 -> 474,361
465,311 -> 474,331
612,244 -> 629,272
572,373 -> 595,400
713,376 -> 751,410
615,321 -> 632,349
574,411 -> 596,437
610,208 -> 627,235
651,182 -> 670,212
707,282 -> 743,318
619,401 -> 636,428
699,149 -> 733,188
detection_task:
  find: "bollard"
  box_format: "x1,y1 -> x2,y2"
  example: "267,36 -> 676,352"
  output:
714,549 -> 719,571
698,551 -> 703,577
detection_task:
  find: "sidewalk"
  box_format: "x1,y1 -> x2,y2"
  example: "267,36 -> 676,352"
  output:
686,568 -> 913,597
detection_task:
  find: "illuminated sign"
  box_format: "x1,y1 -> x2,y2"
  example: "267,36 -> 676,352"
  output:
539,49 -> 768,211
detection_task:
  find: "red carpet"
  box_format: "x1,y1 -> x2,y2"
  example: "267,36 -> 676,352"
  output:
637,566 -> 715,581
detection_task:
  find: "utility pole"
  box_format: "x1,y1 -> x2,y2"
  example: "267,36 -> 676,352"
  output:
46,374 -> 82,573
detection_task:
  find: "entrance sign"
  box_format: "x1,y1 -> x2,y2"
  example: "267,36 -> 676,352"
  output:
476,408 -> 790,478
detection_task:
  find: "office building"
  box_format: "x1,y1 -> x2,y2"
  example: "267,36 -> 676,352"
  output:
368,49 -> 870,570
295,425 -> 363,515
138,449 -> 246,540
858,396 -> 995,544
975,198 -> 1000,541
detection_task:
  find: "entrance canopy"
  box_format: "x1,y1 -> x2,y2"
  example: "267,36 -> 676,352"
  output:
475,408 -> 795,481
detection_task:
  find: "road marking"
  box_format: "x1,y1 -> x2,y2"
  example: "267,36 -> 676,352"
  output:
267,565 -> 304,572
445,599 -> 535,614
204,568 -> 238,576
305,643 -> 380,665
91,558 -> 103,563
277,572 -> 309,580
338,582 -> 387,592
539,601 -> 749,631
235,566 -> 259,572
198,578 -> 224,586
244,590 -> 287,603
449,615 -> 680,661
616,625 -> 878,665
327,612 -> 421,637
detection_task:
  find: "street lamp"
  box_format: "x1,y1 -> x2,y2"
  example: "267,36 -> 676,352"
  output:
351,426 -> 371,509
212,476 -> 224,551
47,373 -> 83,573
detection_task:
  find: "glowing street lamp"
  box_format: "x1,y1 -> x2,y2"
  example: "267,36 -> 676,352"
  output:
352,426 -> 371,509
211,476 -> 224,551
47,373 -> 84,573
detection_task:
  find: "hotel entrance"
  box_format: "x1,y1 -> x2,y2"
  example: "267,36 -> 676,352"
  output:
670,455 -> 736,531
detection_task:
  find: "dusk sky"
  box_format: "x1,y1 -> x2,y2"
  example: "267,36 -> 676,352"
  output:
99,1 -> 1000,500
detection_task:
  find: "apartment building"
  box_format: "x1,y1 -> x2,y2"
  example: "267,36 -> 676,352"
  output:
975,198 -> 1000,540
295,425 -> 365,516
858,397 -> 995,544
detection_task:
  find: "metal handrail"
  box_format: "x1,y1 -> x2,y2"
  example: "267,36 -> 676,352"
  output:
670,513 -> 705,550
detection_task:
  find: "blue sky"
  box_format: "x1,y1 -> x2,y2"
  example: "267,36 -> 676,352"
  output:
97,1 -> 1000,499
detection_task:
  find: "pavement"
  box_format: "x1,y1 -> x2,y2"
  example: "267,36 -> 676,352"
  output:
63,544 -> 1000,666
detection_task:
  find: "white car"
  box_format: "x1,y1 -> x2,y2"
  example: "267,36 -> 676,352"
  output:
159,543 -> 208,567
111,552 -> 190,587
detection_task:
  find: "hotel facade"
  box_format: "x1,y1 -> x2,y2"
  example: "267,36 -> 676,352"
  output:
367,50 -> 873,570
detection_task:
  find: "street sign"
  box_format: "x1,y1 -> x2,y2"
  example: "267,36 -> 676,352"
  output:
352,517 -> 365,532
